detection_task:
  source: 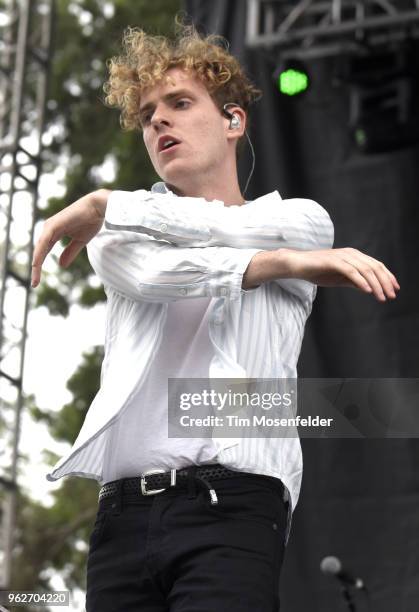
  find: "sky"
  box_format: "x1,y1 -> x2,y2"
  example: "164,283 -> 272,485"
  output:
0,156 -> 109,608
22,301 -> 106,504
21,302 -> 106,610
1,155 -> 113,609
20,165 -> 110,507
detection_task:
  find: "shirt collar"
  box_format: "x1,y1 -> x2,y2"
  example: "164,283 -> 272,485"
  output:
150,181 -> 282,204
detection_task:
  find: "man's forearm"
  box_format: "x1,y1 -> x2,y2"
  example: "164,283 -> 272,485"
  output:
92,188 -> 112,218
242,249 -> 293,289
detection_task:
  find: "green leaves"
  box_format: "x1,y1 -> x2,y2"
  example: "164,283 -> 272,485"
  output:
39,0 -> 181,314
19,1 -> 181,603
34,284 -> 70,316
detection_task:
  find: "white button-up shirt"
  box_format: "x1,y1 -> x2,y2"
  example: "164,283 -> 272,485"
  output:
46,181 -> 334,543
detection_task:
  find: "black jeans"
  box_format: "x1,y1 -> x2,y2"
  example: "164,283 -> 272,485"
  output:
86,470 -> 289,611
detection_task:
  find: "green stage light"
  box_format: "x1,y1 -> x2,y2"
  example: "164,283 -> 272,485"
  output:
278,68 -> 309,96
354,128 -> 367,148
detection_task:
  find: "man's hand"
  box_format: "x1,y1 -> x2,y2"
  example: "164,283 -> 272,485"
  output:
242,247 -> 400,301
285,247 -> 399,301
31,189 -> 111,288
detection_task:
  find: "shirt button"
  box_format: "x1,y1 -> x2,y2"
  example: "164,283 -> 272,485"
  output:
214,317 -> 223,325
179,288 -> 187,295
220,287 -> 228,296
160,223 -> 168,233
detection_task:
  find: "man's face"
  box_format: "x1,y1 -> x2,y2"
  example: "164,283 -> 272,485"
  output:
140,67 -> 233,188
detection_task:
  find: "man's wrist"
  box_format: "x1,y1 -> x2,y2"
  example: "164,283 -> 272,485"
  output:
242,248 -> 294,289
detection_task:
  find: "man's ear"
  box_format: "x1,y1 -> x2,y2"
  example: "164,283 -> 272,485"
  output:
225,106 -> 246,141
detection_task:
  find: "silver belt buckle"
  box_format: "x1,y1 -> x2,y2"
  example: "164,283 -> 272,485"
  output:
140,468 -> 171,496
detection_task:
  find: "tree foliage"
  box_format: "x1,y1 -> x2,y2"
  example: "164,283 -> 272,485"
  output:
36,0 -> 183,314
12,1 -> 182,607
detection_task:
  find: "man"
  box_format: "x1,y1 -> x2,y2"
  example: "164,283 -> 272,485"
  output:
31,20 -> 399,612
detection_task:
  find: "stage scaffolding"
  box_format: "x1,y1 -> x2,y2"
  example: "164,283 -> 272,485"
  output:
245,0 -> 419,58
0,0 -> 54,589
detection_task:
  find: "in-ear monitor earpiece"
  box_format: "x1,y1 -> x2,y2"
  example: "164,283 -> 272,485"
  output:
229,114 -> 241,129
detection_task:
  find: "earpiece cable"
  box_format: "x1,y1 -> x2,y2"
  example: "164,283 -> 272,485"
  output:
223,102 -> 255,198
243,128 -> 255,197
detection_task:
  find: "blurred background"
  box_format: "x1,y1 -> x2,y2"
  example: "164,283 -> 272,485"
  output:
0,0 -> 418,610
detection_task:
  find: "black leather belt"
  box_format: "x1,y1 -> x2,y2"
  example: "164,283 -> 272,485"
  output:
99,464 -> 284,506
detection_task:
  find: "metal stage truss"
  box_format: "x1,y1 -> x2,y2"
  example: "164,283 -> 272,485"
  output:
0,0 -> 54,589
245,0 -> 419,59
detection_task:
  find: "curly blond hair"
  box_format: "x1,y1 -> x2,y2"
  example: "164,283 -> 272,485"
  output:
103,14 -> 262,156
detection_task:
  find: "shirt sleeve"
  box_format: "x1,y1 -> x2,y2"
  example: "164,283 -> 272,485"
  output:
86,222 -> 263,303
105,190 -> 334,250
105,189 -> 211,246
105,190 -> 335,305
